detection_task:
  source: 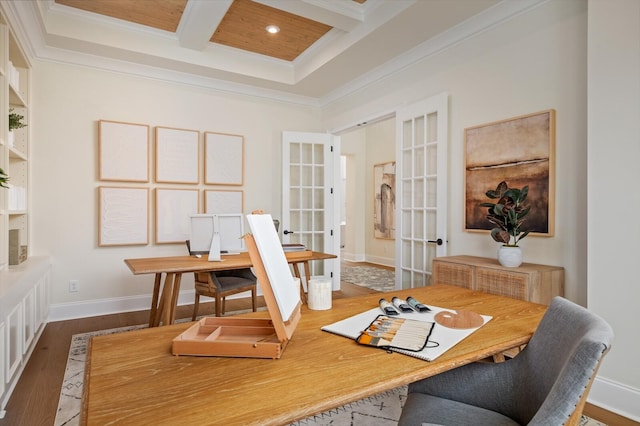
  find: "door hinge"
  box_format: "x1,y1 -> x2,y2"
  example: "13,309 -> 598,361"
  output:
331,145 -> 334,152
330,229 -> 333,236
330,187 -> 333,194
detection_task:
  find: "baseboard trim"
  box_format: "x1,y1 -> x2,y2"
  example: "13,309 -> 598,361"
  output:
47,289 -> 251,322
340,251 -> 365,262
364,254 -> 394,268
589,376 -> 640,422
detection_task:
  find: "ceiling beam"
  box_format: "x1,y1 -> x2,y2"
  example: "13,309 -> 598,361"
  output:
177,0 -> 233,51
253,0 -> 363,31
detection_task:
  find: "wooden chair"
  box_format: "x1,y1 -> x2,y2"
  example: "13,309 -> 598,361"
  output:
186,240 -> 257,319
192,269 -> 257,319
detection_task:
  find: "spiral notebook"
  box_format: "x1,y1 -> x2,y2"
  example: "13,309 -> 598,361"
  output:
321,305 -> 491,361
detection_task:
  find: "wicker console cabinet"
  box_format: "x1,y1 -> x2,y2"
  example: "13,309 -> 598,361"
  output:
432,255 -> 564,305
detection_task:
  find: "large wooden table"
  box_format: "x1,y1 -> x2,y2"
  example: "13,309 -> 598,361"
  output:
125,251 -> 336,327
81,284 -> 546,426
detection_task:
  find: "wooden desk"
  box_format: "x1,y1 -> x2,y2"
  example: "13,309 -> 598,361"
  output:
125,251 -> 336,327
81,284 -> 546,426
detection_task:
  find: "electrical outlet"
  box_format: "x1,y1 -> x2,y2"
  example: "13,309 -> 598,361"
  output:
69,280 -> 79,292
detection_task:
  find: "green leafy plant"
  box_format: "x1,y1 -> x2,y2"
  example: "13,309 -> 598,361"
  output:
0,167 -> 8,189
9,108 -> 27,131
479,181 -> 531,247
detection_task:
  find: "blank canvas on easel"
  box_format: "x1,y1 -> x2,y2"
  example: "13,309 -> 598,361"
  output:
246,214 -> 299,321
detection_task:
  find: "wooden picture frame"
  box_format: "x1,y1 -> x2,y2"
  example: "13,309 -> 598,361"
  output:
464,109 -> 555,236
99,186 -> 149,246
205,190 -> 244,214
99,120 -> 149,182
205,132 -> 244,185
374,161 -> 396,239
155,127 -> 200,184
155,188 -> 199,244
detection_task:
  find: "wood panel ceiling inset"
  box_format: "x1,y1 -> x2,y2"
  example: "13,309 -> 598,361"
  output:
210,0 -> 333,62
55,0 -> 188,33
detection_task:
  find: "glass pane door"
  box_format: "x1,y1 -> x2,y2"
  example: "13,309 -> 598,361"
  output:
396,93 -> 448,289
282,132 -> 339,286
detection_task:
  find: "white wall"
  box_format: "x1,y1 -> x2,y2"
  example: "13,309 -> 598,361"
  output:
587,0 -> 640,419
324,0 -> 588,303
31,61 -> 321,310
340,129 -> 366,262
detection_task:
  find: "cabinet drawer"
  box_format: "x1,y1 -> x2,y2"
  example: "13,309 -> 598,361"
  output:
433,261 -> 474,289
476,268 -> 528,300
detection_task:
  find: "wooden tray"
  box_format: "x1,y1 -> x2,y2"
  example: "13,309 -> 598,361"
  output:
172,317 -> 285,359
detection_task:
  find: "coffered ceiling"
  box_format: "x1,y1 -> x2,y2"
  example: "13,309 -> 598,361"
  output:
3,0 -> 544,104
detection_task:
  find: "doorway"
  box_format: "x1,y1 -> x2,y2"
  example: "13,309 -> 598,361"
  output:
339,92 -> 449,290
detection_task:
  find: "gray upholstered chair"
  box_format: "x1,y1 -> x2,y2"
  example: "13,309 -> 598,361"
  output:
186,240 -> 257,319
398,296 -> 614,426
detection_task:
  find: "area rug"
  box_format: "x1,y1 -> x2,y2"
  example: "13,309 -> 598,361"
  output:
341,264 -> 395,292
55,324 -> 607,426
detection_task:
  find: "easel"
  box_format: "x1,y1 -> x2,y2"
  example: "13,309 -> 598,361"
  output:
172,217 -> 301,359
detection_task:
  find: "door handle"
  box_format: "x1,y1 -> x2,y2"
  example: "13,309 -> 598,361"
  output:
283,230 -> 294,235
427,238 -> 443,245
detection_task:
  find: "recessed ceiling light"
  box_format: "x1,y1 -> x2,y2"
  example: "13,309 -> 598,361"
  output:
266,25 -> 280,34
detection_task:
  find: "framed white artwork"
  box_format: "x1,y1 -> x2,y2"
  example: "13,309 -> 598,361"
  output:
155,126 -> 200,184
99,186 -> 149,246
205,190 -> 243,214
99,120 -> 149,182
155,188 -> 199,244
205,132 -> 244,185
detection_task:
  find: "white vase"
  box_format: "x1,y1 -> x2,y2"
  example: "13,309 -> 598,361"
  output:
7,130 -> 14,147
497,246 -> 523,267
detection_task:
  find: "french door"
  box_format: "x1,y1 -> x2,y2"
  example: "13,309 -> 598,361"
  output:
282,132 -> 340,289
395,93 -> 449,289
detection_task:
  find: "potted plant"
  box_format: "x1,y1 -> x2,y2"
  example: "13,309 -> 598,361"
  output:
8,108 -> 27,147
479,180 -> 531,267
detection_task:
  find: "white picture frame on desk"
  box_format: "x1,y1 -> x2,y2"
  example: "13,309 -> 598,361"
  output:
99,186 -> 149,246
189,213 -> 246,256
155,188 -> 199,244
205,132 -> 244,185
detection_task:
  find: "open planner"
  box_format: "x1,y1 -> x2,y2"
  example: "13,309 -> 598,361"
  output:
322,305 -> 492,361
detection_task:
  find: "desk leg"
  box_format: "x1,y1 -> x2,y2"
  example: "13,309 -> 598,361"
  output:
292,264 -> 306,303
149,273 -> 162,327
302,261 -> 311,287
168,273 -> 183,325
157,273 -> 175,327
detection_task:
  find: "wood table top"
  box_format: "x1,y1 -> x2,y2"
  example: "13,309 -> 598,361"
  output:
124,251 -> 337,275
81,284 -> 546,426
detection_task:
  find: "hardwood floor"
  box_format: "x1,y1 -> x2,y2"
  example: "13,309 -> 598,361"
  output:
0,270 -> 632,426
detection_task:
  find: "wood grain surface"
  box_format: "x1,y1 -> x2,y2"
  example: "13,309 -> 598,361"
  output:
81,284 -> 546,426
